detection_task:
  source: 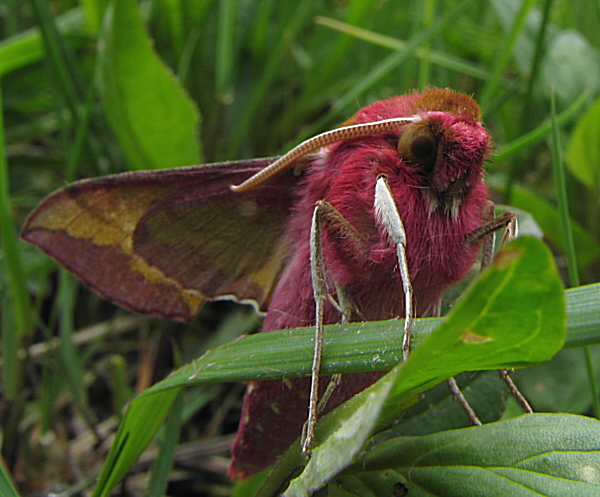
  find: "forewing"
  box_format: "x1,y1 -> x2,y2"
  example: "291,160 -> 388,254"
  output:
22,157 -> 310,322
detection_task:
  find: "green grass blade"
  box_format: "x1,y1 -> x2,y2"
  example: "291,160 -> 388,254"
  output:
65,84 -> 95,182
29,1 -> 108,173
146,390 -> 184,497
0,85 -> 31,399
480,0 -> 536,108
276,0 -> 380,134
30,0 -> 86,124
215,0 -> 236,103
417,0 -> 436,87
57,271 -> 87,406
494,90 -> 587,165
302,0 -> 379,92
142,282 -> 595,399
0,8 -> 86,77
520,0 -> 554,129
550,91 -> 579,286
92,388 -> 180,497
315,16 -> 490,81
1,299 -> 20,400
0,462 -> 20,497
560,283 -> 600,349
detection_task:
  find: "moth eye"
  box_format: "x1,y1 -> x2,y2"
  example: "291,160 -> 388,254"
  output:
397,124 -> 438,170
410,135 -> 436,162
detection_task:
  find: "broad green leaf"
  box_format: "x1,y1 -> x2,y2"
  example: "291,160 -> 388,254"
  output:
520,283 -> 600,414
271,374 -> 511,497
566,95 -> 600,192
97,0 -> 201,170
380,236 -> 565,420
354,413 -> 600,496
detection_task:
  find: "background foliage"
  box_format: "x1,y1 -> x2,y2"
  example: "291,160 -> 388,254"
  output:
1,0 -> 600,496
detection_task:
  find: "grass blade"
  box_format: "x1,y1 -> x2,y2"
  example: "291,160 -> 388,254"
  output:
315,16 -> 490,81
480,0 -> 536,108
0,85 -> 31,399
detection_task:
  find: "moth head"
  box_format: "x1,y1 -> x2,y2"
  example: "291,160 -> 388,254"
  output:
396,91 -> 490,216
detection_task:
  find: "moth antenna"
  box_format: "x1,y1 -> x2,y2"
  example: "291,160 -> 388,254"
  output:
231,116 -> 421,192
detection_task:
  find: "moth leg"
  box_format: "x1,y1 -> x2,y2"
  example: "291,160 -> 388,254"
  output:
468,202 -> 533,414
429,300 -> 484,425
318,373 -> 342,415
467,202 -> 518,264
317,284 -> 352,415
302,203 -> 327,456
498,369 -> 533,412
374,175 -> 414,362
302,200 -> 370,456
447,377 -> 482,425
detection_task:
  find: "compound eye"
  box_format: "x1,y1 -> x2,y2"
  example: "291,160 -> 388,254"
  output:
411,134 -> 437,162
397,123 -> 438,171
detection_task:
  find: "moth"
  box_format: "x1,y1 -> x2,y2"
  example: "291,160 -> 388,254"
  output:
22,88 -> 519,479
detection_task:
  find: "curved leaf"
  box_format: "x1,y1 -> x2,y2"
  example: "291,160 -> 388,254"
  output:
356,414 -> 600,497
566,95 -> 600,192
98,0 -> 201,170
